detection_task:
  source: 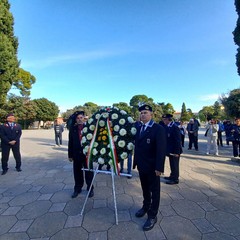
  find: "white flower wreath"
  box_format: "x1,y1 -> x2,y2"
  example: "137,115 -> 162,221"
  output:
81,106 -> 136,167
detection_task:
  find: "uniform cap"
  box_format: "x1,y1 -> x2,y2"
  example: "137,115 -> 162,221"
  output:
162,113 -> 173,119
6,113 -> 14,118
138,104 -> 152,112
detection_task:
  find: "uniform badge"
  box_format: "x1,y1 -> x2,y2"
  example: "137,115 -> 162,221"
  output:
147,138 -> 150,144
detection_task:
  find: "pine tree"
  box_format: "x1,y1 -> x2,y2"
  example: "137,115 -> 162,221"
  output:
180,102 -> 189,122
0,0 -> 19,106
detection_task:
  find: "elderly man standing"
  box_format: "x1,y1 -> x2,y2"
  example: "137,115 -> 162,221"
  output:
186,118 -> 199,151
0,113 -> 22,175
133,104 -> 166,231
68,111 -> 94,198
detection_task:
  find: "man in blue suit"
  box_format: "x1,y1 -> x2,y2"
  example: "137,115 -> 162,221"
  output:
133,104 -> 166,231
0,113 -> 22,175
162,114 -> 182,185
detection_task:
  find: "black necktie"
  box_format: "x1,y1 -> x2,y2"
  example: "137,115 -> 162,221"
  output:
140,124 -> 146,136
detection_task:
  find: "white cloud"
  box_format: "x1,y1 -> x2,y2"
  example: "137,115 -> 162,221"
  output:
199,94 -> 220,101
21,49 -> 125,69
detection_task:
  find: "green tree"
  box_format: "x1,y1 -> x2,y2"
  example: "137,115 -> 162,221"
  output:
7,94 -> 37,129
180,102 -> 189,122
0,0 -> 19,106
13,68 -> 36,97
233,0 -> 240,75
129,94 -> 154,120
158,102 -> 175,115
221,88 -> 240,118
198,106 -> 214,121
33,98 -> 59,127
113,102 -> 131,114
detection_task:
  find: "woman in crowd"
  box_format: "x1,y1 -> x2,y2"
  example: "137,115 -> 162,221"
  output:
205,119 -> 219,156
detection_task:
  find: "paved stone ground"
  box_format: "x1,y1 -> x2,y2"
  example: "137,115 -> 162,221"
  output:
0,128 -> 240,240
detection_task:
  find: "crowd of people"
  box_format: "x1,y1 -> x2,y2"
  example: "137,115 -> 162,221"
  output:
0,107 -> 240,232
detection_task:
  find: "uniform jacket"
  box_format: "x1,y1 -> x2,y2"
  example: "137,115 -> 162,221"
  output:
133,120 -> 166,173
231,124 -> 240,141
68,124 -> 85,159
165,122 -> 183,156
0,122 -> 22,146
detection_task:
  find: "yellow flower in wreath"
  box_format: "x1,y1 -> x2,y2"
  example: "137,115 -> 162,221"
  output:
102,135 -> 107,141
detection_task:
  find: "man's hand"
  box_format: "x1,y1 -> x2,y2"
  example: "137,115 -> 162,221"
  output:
68,158 -> 73,162
155,170 -> 163,176
9,140 -> 16,145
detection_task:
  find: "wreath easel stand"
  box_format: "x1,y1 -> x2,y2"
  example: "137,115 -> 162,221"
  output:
80,165 -> 132,225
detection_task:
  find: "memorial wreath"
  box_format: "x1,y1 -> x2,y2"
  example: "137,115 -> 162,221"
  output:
81,106 -> 137,174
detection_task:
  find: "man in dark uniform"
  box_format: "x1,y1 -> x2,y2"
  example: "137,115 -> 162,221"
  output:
68,111 -> 94,198
1,113 -> 22,175
162,114 -> 182,185
133,104 -> 166,231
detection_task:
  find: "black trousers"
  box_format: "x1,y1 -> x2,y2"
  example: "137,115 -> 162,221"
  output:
217,131 -> 223,146
232,141 -> 240,157
188,133 -> 198,150
139,171 -> 160,218
1,144 -> 21,170
73,154 -> 94,192
55,133 -> 62,145
169,155 -> 180,180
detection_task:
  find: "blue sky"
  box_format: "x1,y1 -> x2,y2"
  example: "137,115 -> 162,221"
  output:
9,0 -> 240,113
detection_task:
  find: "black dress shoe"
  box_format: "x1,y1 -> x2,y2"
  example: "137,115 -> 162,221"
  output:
135,208 -> 148,218
166,179 -> 179,185
143,217 -> 157,231
16,168 -> 22,172
1,169 -> 8,175
88,190 -> 94,198
71,189 -> 82,198
164,176 -> 173,181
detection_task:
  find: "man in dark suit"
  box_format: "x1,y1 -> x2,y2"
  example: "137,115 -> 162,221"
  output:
162,114 -> 182,185
0,113 -> 22,175
133,104 -> 166,231
68,111 -> 94,198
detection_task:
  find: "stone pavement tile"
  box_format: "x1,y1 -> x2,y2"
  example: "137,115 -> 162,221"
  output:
180,188 -> 208,202
63,184 -> 73,190
167,192 -> 184,200
39,183 -> 64,194
108,222 -> 146,240
3,184 -> 32,197
160,205 -> 177,217
50,227 -> 88,240
0,203 -> 9,214
171,200 -> 205,220
160,192 -> 173,205
0,232 -> 30,240
0,196 -> 14,203
51,190 -> 72,203
2,206 -> 22,215
192,218 -> 217,233
202,232 -> 237,240
37,193 -> 53,200
0,188 -> 8,194
236,213 -> 240,219
117,210 -> 131,222
9,192 -> 40,206
96,181 -> 108,187
161,215 -> 202,240
94,199 -> 107,208
64,214 -> 83,228
9,219 -> 33,232
209,196 -> 240,213
27,212 -> 67,239
207,211 -> 240,236
145,223 -> 166,240
0,215 -> 17,235
89,231 -> 108,240
108,194 -> 134,211
197,201 -> 217,212
200,189 -> 218,197
28,185 -> 43,192
82,208 -> 114,232
16,200 -> 52,220
49,202 -> 66,212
